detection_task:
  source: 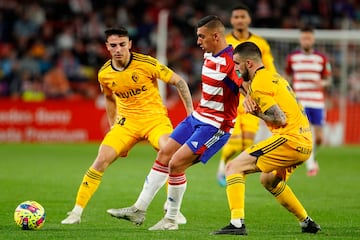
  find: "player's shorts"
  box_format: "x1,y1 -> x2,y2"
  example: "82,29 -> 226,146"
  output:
101,114 -> 173,157
232,98 -> 260,135
304,107 -> 324,126
245,135 -> 312,180
170,114 -> 231,163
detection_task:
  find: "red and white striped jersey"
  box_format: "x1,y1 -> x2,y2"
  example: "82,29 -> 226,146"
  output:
285,49 -> 331,109
193,46 -> 242,133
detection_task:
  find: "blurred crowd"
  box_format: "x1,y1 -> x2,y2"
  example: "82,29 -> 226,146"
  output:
0,0 -> 360,102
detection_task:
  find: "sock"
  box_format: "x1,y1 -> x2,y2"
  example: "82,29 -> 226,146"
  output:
134,161 -> 169,211
305,148 -> 316,170
75,167 -> 103,212
226,174 -> 246,221
269,181 -> 308,221
165,173 -> 187,221
231,218 -> 245,228
306,127 -> 318,171
72,205 -> 83,216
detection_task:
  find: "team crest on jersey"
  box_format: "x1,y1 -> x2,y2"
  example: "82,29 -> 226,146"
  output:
132,72 -> 139,82
112,82 -> 117,87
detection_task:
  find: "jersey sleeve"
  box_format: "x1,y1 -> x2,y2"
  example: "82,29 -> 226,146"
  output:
149,55 -> 174,83
322,55 -> 332,78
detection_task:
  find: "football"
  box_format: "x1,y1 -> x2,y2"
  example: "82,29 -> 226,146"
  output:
14,200 -> 46,230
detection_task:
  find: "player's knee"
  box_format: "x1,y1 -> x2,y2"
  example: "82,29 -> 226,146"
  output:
260,173 -> 278,191
92,149 -> 118,172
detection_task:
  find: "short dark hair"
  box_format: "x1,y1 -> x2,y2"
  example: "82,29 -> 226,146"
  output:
300,25 -> 314,33
234,42 -> 262,60
104,27 -> 129,41
197,15 -> 224,29
232,3 -> 250,13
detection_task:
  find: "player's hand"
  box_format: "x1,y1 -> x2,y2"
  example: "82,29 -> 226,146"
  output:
243,95 -> 259,113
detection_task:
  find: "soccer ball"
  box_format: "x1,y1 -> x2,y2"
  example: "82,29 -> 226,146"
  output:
14,200 -> 46,230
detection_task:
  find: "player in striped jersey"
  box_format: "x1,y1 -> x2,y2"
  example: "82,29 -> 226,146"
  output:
142,15 -> 242,230
213,42 -> 320,235
285,26 -> 332,176
217,3 -> 277,186
61,27 -> 194,225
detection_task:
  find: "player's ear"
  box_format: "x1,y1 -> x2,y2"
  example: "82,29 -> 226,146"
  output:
128,40 -> 132,49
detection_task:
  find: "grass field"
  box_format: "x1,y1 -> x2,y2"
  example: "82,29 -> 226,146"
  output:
1,143 -> 359,239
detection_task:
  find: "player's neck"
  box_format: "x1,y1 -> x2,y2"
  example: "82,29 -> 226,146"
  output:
232,29 -> 251,40
302,47 -> 313,54
112,57 -> 130,71
213,40 -> 229,55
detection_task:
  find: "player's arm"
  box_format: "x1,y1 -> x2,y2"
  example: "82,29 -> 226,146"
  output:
320,75 -> 332,88
101,84 -> 117,127
168,72 -> 194,116
243,95 -> 287,127
254,104 -> 287,128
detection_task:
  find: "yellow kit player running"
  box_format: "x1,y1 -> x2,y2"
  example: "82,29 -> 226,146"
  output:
213,42 -> 320,235
61,27 -> 193,225
217,3 -> 277,186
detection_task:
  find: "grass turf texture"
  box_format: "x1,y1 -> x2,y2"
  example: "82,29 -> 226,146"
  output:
0,143 -> 359,239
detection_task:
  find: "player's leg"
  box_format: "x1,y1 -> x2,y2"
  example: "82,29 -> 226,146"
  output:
213,150 -> 260,235
305,108 -> 324,176
261,170 -> 320,233
217,135 -> 243,186
149,139 -> 194,231
259,139 -> 320,233
61,123 -> 135,224
150,121 -> 231,231
217,111 -> 258,186
107,116 -> 185,225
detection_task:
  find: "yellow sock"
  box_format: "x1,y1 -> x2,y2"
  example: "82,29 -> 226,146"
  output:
270,181 -> 308,221
226,174 -> 246,219
75,167 -> 103,208
220,138 -> 243,164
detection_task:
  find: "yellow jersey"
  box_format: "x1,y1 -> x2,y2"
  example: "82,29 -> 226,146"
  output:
98,52 -> 173,118
249,68 -> 312,144
225,32 -> 276,73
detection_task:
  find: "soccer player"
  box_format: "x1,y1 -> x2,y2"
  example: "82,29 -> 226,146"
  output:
61,27 -> 194,224
217,3 -> 277,186
213,42 -> 321,235
285,26 -> 332,176
108,15 -> 242,230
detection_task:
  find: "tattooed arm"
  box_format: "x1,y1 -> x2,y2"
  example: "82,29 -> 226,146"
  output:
169,72 -> 194,116
253,104 -> 287,128
243,95 -> 287,127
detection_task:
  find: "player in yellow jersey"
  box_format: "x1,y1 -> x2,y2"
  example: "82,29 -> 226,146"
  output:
217,3 -> 277,186
213,42 -> 321,235
61,27 -> 194,225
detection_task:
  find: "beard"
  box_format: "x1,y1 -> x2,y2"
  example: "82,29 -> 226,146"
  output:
242,68 -> 250,82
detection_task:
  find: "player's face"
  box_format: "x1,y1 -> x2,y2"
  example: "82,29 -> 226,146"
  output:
233,53 -> 250,82
230,9 -> 251,31
299,32 -> 315,52
106,35 -> 132,64
197,26 -> 216,53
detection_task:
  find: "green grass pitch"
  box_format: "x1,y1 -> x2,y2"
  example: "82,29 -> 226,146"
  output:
1,143 -> 359,239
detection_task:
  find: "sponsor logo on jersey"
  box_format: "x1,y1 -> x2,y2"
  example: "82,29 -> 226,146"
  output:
115,85 -> 147,98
